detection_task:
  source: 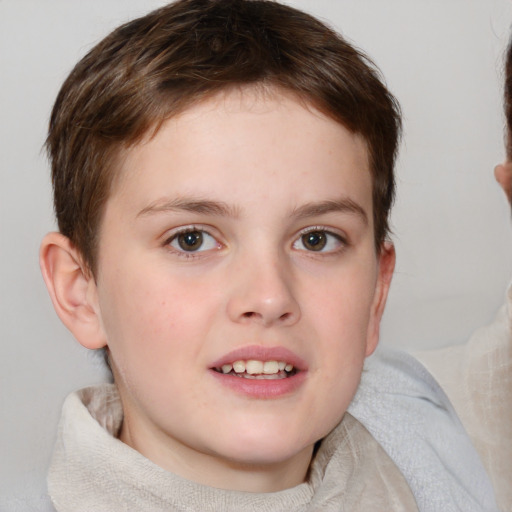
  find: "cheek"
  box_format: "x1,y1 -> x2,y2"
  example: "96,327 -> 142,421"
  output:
303,258 -> 378,408
308,259 -> 377,341
97,263 -> 219,372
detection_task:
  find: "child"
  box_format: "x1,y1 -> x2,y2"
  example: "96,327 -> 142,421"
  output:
39,0 -> 498,510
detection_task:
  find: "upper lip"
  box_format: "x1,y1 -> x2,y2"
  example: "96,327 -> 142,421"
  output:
210,345 -> 307,371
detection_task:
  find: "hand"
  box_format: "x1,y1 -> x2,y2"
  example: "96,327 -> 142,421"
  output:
495,162 -> 512,205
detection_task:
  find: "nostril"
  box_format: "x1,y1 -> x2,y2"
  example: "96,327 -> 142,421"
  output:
241,310 -> 293,322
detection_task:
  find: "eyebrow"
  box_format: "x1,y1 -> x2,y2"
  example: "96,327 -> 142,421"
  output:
291,198 -> 368,225
137,197 -> 240,218
137,196 -> 368,225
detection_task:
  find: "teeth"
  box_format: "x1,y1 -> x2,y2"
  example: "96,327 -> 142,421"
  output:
246,360 -> 264,374
263,361 -> 279,374
232,361 -> 246,373
221,364 -> 232,374
242,373 -> 282,380
222,360 -> 294,376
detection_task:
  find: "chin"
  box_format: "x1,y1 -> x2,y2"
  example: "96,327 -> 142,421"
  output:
208,424 -> 316,467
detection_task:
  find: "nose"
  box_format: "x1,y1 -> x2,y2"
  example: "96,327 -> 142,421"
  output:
226,253 -> 301,328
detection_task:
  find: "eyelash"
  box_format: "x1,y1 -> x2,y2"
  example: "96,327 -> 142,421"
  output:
163,226 -> 221,259
293,226 -> 348,254
163,225 -> 348,259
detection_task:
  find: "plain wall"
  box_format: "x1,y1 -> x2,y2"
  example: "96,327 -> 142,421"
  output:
1,0 -> 511,509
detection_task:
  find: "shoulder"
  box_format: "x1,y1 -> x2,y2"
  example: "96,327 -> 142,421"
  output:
355,348 -> 449,406
348,348 -> 498,512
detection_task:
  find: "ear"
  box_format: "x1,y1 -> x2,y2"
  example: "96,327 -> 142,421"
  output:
365,241 -> 396,357
494,162 -> 512,205
39,232 -> 107,349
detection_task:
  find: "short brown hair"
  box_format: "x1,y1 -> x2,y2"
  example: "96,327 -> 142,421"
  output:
47,0 -> 401,274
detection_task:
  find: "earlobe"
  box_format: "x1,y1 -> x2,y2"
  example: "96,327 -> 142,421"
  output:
39,232 -> 107,350
365,241 -> 396,357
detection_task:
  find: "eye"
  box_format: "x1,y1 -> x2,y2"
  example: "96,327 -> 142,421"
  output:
293,229 -> 344,253
169,229 -> 219,253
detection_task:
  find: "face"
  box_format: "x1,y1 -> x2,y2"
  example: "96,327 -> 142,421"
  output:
92,88 -> 394,491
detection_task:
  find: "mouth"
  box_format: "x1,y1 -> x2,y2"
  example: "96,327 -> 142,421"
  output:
213,359 -> 297,380
209,346 -> 306,397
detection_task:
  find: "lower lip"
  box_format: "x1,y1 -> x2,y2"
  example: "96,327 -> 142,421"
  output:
209,370 -> 307,399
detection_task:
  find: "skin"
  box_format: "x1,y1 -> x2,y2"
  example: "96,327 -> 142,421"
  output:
495,161 -> 512,204
40,88 -> 395,493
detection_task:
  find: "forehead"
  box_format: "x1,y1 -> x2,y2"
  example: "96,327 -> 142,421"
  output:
110,87 -> 372,220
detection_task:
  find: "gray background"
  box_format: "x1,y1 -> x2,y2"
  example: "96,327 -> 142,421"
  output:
1,0 -> 512,509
